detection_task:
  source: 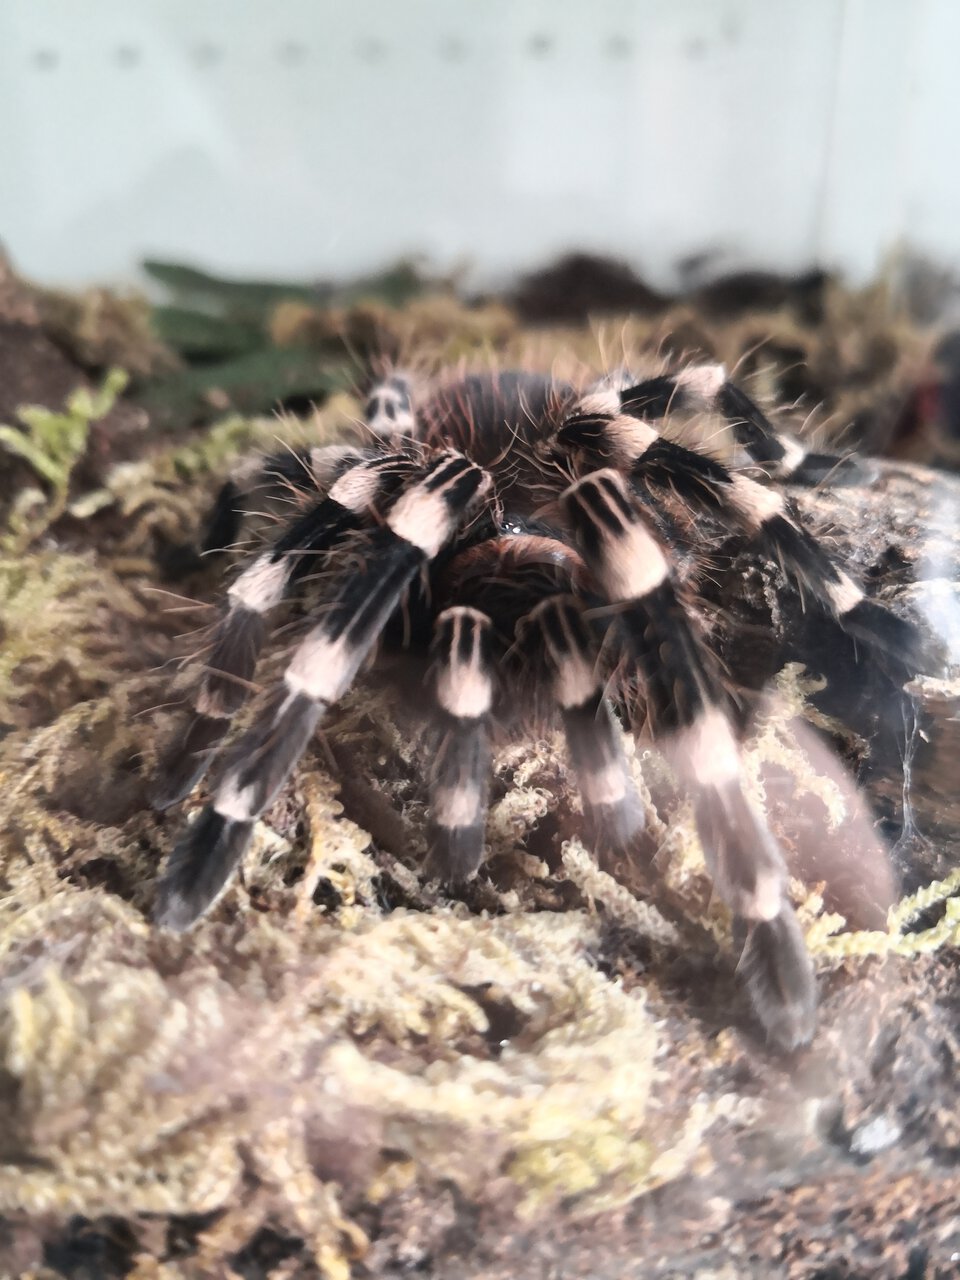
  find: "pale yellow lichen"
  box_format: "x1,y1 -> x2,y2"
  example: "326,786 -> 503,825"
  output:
0,552 -> 149,728
0,889 -> 669,1266
742,664 -> 849,829
487,735 -> 566,854
810,865 -> 960,960
561,837 -> 681,946
291,771 -> 378,926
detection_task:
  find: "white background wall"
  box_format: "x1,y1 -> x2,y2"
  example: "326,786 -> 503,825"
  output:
0,0 -> 957,291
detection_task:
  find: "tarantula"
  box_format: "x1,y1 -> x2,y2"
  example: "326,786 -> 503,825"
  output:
151,361 -> 925,1050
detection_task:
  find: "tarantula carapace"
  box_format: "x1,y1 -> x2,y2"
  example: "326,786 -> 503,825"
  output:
151,362 -> 925,1050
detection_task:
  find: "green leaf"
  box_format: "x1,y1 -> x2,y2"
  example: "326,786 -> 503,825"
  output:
133,347 -> 357,427
142,257 -> 429,321
150,306 -> 265,359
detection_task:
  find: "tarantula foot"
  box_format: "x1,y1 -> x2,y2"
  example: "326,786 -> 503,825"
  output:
583,796 -> 646,854
423,824 -> 485,885
738,906 -> 817,1052
839,598 -> 936,675
154,809 -> 254,931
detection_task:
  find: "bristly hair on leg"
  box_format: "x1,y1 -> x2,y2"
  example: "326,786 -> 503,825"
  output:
424,606 -> 494,883
561,466 -> 815,1048
555,376 -> 931,676
147,361 -> 930,1052
151,450 -> 420,810
154,450 -> 490,930
527,593 -> 643,849
618,363 -> 871,484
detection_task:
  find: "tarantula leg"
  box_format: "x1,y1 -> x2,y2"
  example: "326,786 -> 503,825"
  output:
527,594 -> 643,848
738,908 -> 821,1053
556,401 -> 927,670
562,468 -> 816,1049
423,607 -> 494,882
601,364 -> 869,486
197,477 -> 244,560
154,451 -> 490,929
151,450 -> 416,809
364,372 -> 417,436
559,396 -> 853,600
199,443 -> 368,558
154,686 -> 324,931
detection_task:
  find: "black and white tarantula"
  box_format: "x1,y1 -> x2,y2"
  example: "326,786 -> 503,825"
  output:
152,360 -> 925,1051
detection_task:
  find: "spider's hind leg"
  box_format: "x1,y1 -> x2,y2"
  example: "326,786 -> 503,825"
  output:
615,363 -> 870,486
557,384 -> 931,677
364,371 -> 417,437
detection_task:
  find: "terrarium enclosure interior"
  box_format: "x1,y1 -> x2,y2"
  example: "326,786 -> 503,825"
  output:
2,2 -> 960,1278
6,0 -> 960,291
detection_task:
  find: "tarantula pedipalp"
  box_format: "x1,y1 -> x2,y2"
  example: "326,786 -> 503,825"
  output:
151,361 -> 926,1051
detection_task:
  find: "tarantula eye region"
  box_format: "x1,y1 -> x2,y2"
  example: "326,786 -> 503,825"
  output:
534,439 -> 577,478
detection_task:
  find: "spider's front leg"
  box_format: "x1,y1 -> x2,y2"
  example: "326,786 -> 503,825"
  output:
185,442 -> 370,571
154,451 -> 490,930
525,594 -> 644,850
423,606 -> 495,882
152,449 -> 417,808
561,469 -> 817,1050
423,584 -> 646,885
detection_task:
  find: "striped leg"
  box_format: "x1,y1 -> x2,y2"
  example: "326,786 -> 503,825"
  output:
154,451 -> 490,930
562,469 -> 816,1050
424,607 -> 494,882
199,443 -> 369,559
152,450 -> 416,809
609,364 -> 868,485
556,395 -> 925,670
527,595 -> 643,848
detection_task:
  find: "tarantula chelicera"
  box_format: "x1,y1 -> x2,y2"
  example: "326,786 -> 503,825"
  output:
152,361 -> 925,1050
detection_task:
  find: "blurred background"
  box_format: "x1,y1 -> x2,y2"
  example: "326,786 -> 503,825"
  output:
2,0 -> 959,296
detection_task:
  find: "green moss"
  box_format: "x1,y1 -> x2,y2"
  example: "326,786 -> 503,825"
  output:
0,368 -> 127,551
807,865 -> 960,959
